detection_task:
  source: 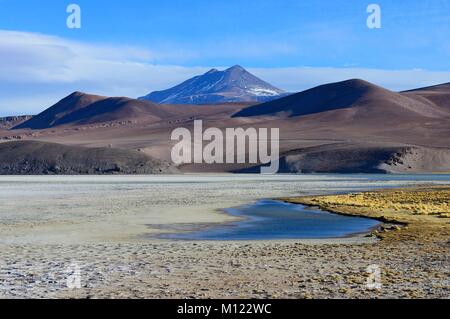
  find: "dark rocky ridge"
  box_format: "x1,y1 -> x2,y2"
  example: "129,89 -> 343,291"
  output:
233,143 -> 450,174
0,141 -> 178,175
0,115 -> 33,129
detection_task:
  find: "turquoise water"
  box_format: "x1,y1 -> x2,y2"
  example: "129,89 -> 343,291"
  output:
162,200 -> 381,240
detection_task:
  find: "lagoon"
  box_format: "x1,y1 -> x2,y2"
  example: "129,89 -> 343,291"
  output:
162,199 -> 381,240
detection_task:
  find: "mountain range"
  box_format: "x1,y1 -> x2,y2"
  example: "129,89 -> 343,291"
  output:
139,65 -> 289,104
2,68 -> 450,174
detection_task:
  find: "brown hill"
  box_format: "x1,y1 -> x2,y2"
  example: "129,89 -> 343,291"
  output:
13,92 -> 107,129
233,79 -> 450,121
13,92 -> 251,130
48,96 -> 173,126
402,82 -> 450,110
12,92 -> 176,129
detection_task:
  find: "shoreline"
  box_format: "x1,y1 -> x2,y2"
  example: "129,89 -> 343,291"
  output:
279,186 -> 450,243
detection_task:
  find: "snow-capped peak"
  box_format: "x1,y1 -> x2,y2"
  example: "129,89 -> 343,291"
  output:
139,65 -> 288,105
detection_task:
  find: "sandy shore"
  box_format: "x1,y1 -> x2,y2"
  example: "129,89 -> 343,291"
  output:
0,175 -> 449,298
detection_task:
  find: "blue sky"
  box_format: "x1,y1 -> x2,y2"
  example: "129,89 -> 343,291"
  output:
0,0 -> 449,115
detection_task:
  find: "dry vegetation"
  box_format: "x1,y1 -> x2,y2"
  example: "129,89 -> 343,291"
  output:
282,186 -> 450,243
305,189 -> 449,217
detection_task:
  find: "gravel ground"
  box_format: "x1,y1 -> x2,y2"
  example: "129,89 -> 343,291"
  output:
0,240 -> 448,299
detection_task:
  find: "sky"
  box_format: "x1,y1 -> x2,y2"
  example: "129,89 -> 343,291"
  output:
0,0 -> 449,116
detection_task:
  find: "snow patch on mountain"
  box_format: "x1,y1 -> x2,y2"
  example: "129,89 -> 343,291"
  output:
248,87 -> 281,96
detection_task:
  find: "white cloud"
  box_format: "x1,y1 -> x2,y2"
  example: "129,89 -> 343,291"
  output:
0,30 -> 209,115
250,67 -> 450,92
0,29 -> 449,116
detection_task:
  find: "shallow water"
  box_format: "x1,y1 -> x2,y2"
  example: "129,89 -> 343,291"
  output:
161,199 -> 381,240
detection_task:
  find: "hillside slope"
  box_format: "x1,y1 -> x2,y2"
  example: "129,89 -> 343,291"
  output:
13,92 -> 179,129
402,82 -> 450,110
233,79 -> 450,121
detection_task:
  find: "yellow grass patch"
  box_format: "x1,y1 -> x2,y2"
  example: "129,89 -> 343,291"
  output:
309,189 -> 450,218
281,187 -> 450,243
